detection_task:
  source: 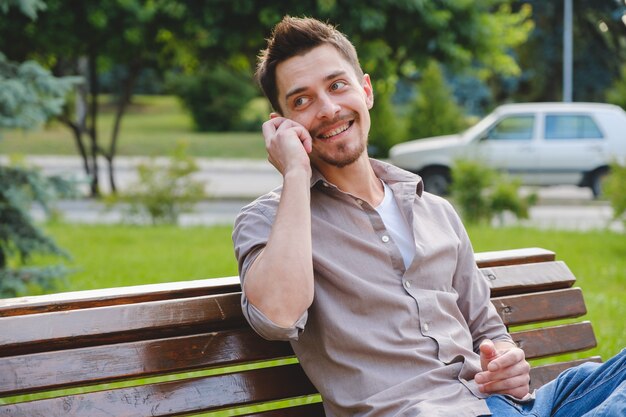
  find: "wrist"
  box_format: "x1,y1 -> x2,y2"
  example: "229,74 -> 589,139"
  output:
283,165 -> 312,181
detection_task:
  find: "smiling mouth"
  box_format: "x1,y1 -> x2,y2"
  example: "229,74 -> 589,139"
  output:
317,120 -> 354,139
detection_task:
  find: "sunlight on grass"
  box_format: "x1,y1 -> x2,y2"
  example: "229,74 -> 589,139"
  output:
34,223 -> 238,292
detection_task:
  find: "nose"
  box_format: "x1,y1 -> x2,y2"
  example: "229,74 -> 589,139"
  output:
316,93 -> 340,119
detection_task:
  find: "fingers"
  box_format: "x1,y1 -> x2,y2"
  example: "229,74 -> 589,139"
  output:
262,117 -> 313,153
475,347 -> 531,398
476,371 -> 530,397
262,117 -> 313,175
479,339 -> 498,371
487,347 -> 525,372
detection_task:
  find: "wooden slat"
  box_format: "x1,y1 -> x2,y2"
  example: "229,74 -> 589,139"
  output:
491,288 -> 587,326
481,261 -> 576,297
511,322 -> 597,360
0,277 -> 241,317
529,357 -> 603,390
0,329 -> 294,396
0,364 -> 318,417
0,293 -> 245,357
243,402 -> 326,417
475,247 -> 555,268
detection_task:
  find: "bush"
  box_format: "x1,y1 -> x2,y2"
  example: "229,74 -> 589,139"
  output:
450,160 -> 536,225
0,164 -> 75,297
110,142 -> 207,225
368,79 -> 405,157
406,61 -> 468,140
604,161 -> 626,229
167,65 -> 257,132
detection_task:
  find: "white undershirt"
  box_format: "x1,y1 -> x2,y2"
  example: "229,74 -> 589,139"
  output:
374,181 -> 415,269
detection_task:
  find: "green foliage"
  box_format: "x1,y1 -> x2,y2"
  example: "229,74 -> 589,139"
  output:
110,142 -> 206,225
406,61 -> 468,140
605,65 -> 626,111
450,159 -> 536,224
0,53 -> 78,130
167,66 -> 258,132
510,0 -> 625,103
368,79 -> 405,157
603,161 -> 626,229
0,0 -> 45,19
0,164 -> 75,297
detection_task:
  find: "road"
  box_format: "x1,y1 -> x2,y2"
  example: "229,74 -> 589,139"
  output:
6,155 -> 623,232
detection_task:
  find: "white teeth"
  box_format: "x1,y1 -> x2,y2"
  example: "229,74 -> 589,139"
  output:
320,123 -> 350,139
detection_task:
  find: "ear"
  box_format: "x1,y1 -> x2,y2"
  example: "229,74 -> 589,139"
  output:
362,74 -> 374,110
270,112 -> 281,119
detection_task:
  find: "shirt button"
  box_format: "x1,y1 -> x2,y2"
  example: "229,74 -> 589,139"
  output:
381,235 -> 390,243
323,182 -> 329,187
404,280 -> 411,289
355,199 -> 363,205
423,323 -> 430,332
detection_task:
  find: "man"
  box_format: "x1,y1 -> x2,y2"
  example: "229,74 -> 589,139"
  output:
232,16 -> 625,417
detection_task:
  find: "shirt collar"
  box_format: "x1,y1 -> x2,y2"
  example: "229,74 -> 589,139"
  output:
310,158 -> 424,197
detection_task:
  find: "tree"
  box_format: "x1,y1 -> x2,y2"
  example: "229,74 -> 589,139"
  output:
507,0 -> 626,103
0,52 -> 77,129
0,0 -> 190,195
1,0 -> 534,177
0,0 -> 75,297
407,61 -> 468,140
0,165 -> 75,297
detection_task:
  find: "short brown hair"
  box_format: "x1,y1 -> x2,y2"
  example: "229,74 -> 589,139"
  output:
256,16 -> 363,113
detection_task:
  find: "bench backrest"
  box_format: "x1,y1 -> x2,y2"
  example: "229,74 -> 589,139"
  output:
0,248 -> 600,416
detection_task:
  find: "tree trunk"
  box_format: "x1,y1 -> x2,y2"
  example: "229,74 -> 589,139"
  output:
87,52 -> 100,197
106,61 -> 142,194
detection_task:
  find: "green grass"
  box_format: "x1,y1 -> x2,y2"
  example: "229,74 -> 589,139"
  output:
35,223 -> 239,292
0,95 -> 267,159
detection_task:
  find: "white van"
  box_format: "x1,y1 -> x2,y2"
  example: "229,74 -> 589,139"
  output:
389,102 -> 626,196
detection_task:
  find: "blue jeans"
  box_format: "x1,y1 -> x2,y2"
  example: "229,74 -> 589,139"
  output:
484,349 -> 625,416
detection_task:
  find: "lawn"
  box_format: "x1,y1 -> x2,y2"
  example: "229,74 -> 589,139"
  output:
0,95 -> 268,159
29,223 -> 626,362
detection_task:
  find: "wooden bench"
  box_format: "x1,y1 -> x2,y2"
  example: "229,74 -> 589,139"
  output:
0,248 -> 601,416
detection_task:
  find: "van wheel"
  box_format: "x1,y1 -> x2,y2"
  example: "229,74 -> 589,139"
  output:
420,168 -> 451,195
590,169 -> 608,198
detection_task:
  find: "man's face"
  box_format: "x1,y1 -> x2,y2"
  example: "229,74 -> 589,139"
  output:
274,44 -> 374,169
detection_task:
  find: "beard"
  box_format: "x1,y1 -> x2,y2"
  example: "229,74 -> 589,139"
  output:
316,139 -> 366,168
310,111 -> 368,168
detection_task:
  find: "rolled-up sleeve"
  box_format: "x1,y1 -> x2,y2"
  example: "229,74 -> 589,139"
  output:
232,196 -> 308,341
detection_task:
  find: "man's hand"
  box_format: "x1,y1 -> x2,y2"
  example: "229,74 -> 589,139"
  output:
262,116 -> 313,177
475,339 -> 531,399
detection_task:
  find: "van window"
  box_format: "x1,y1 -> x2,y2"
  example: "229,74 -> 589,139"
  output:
486,115 -> 534,140
545,115 -> 604,140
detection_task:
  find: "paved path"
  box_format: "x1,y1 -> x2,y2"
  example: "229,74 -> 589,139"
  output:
7,155 -> 623,232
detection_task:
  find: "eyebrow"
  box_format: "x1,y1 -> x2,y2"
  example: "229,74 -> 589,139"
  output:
284,70 -> 348,102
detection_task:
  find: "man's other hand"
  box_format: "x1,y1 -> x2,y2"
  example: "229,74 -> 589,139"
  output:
475,339 -> 531,399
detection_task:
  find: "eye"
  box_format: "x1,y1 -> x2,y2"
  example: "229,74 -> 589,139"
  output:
294,96 -> 310,108
330,81 -> 347,91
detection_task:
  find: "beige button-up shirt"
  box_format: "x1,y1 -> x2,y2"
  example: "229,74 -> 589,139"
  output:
232,160 -> 512,417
